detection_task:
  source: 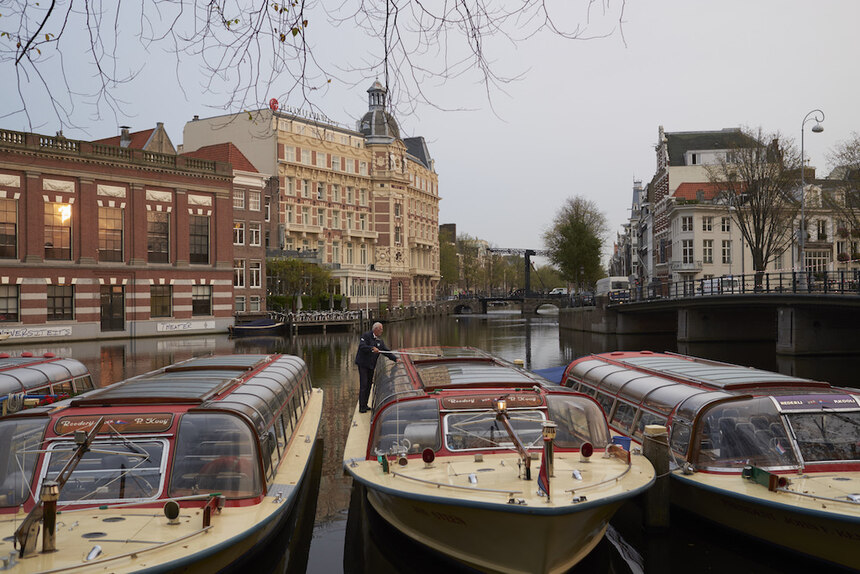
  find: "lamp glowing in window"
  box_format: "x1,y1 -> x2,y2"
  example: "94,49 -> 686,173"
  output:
57,204 -> 71,223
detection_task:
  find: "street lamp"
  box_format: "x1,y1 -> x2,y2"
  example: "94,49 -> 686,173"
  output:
799,109 -> 825,279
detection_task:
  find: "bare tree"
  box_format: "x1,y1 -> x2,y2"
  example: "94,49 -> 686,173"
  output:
706,128 -> 801,286
543,195 -> 607,286
824,132 -> 860,236
0,1 -> 626,130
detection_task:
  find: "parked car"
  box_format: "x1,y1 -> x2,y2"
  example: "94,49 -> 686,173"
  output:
549,287 -> 568,295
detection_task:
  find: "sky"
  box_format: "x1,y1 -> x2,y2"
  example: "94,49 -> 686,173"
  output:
2,0 -> 859,265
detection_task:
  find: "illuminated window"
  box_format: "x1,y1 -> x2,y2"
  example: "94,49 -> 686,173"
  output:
233,221 -> 245,245
147,212 -> 169,263
44,202 -> 72,260
98,206 -> 123,262
0,198 -> 17,258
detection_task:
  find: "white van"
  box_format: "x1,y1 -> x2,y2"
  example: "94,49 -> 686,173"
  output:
595,276 -> 630,302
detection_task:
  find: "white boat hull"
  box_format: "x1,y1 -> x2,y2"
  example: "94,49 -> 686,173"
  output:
672,470 -> 860,571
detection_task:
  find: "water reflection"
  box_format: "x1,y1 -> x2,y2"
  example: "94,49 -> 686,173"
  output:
3,313 -> 857,573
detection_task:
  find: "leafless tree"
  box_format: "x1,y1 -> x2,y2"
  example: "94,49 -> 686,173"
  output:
0,1 -> 626,130
706,128 -> 802,286
823,132 -> 860,236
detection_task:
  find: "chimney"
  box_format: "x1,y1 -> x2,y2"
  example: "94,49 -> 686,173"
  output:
120,125 -> 131,148
193,115 -> 199,121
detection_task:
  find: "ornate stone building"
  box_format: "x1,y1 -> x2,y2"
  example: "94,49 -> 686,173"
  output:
182,81 -> 441,310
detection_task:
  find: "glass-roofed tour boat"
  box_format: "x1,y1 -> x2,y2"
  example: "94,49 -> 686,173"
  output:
0,353 -> 323,573
561,351 -> 860,571
343,347 -> 655,574
0,352 -> 95,416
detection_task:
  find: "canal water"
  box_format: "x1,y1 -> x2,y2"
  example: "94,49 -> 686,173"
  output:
6,311 -> 857,573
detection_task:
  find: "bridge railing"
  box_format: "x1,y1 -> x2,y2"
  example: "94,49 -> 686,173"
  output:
628,270 -> 860,302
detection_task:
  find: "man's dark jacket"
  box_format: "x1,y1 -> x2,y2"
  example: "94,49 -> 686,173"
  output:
354,330 -> 396,369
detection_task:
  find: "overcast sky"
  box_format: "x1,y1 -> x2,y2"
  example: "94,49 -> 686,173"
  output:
3,1 -> 858,265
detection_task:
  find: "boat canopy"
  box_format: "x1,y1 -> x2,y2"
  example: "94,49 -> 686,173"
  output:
0,355 -> 93,398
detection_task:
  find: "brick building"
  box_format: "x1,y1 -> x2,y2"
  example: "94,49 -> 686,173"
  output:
0,127 -> 235,341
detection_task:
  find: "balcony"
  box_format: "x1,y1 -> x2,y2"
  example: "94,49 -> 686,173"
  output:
285,221 -> 323,236
344,228 -> 378,240
670,260 -> 703,272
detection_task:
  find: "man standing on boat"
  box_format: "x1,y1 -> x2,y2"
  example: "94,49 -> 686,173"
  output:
355,322 -> 397,413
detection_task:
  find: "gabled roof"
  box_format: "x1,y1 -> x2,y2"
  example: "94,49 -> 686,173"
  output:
94,129 -> 155,150
673,182 -> 723,201
666,128 -> 757,166
182,142 -> 259,173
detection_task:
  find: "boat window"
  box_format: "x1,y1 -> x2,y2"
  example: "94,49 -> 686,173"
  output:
669,420 -> 692,457
52,381 -> 73,397
73,375 -> 95,393
170,413 -> 262,498
0,418 -> 48,507
371,361 -> 421,412
632,410 -> 668,440
611,401 -> 636,432
44,439 -> 165,504
785,411 -> 860,463
445,409 -> 544,452
372,398 -> 440,456
567,359 -> 605,381
643,384 -> 705,416
594,391 -> 615,415
599,370 -> 645,395
274,413 -> 287,456
546,395 -> 611,448
693,398 -> 798,469
580,385 -> 597,398
262,429 -> 278,483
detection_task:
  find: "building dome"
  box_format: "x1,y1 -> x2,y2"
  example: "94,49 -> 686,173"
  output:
359,80 -> 400,141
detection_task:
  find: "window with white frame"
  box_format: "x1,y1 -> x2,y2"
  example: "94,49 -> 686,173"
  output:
302,180 -> 309,198
333,210 -> 340,229
332,241 -> 340,263
234,259 -> 245,287
317,183 -> 325,201
360,161 -> 367,175
721,217 -> 731,233
233,189 -> 245,210
681,216 -> 693,232
682,239 -> 694,264
233,221 -> 245,245
347,212 -> 353,230
284,145 -> 294,161
721,240 -> 732,264
264,197 -> 271,222
286,206 -> 294,223
249,261 -> 261,288
250,296 -> 261,312
702,216 -> 713,232
235,296 -> 246,313
316,152 -> 326,168
333,185 -> 340,202
360,243 -> 367,265
346,243 -> 353,264
331,155 -> 340,171
317,209 -> 325,227
347,187 -> 354,204
301,149 -> 311,165
359,189 -> 366,206
249,191 -> 260,211
286,177 -> 294,196
359,213 -> 366,230
302,207 -> 310,225
249,223 -> 261,246
703,239 -> 713,264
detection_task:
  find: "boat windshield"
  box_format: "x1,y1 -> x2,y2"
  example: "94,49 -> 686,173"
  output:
44,439 -> 165,505
169,413 -> 262,498
693,397 -> 798,469
0,418 -> 48,507
371,398 -> 440,456
785,410 -> 860,464
445,410 -> 545,452
546,394 -> 611,448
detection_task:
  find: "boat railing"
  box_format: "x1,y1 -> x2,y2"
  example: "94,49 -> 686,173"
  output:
390,470 -> 523,497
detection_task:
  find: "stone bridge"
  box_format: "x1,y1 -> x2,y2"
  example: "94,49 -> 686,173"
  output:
441,295 -> 571,316
559,294 -> 860,355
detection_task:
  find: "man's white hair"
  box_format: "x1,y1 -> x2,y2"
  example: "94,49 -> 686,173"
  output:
372,322 -> 383,330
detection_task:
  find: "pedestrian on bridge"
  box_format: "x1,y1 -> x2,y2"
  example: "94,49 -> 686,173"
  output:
354,322 -> 397,413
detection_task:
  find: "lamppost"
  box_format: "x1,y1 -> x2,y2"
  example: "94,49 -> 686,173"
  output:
800,109 -> 825,281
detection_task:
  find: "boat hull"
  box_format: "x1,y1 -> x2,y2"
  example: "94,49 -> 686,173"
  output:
671,471 -> 860,571
365,487 -> 619,574
227,322 -> 285,337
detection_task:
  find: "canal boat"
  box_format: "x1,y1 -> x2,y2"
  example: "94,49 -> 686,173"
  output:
0,352 -> 95,416
0,353 -> 323,572
342,347 -> 655,574
560,351 -> 860,571
228,316 -> 287,337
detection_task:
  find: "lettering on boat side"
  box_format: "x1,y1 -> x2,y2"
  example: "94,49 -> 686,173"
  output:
411,505 -> 467,526
55,413 -> 174,434
440,395 -> 542,410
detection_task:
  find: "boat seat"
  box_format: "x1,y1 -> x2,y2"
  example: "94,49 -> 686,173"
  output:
754,429 -> 774,449
718,417 -> 738,457
769,423 -> 788,439
750,416 -> 770,431
734,422 -> 762,457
